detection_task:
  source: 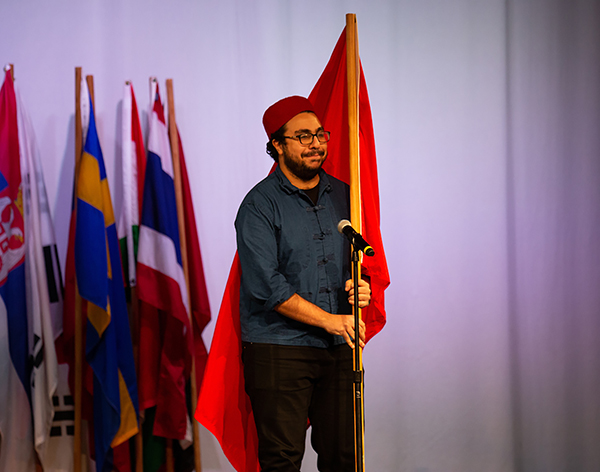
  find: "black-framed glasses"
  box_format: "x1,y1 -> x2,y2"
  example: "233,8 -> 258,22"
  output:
282,130 -> 331,146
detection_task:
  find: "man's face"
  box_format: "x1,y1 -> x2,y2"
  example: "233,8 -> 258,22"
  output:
275,112 -> 328,182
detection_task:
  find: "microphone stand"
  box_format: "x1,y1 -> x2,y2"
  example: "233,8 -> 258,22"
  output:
351,246 -> 365,472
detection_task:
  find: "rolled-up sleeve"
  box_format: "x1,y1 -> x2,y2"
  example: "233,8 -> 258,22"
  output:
235,200 -> 296,312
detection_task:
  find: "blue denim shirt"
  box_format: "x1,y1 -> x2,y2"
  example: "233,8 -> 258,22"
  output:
235,166 -> 351,348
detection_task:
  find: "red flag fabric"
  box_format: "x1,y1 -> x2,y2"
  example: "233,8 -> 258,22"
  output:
177,130 -> 212,385
195,26 -> 389,471
196,255 -> 258,471
309,29 -> 389,342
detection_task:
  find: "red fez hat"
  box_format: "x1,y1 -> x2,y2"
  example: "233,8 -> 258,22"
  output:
262,96 -> 318,139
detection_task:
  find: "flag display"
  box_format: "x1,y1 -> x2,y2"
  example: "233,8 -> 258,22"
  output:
15,77 -> 65,471
1,70 -> 210,472
136,82 -> 192,439
195,26 -> 389,471
62,78 -> 139,472
0,66 -> 36,472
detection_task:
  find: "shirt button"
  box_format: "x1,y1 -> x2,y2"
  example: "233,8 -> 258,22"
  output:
323,257 -> 328,263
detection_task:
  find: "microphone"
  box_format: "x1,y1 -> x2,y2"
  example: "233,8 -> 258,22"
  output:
337,219 -> 375,257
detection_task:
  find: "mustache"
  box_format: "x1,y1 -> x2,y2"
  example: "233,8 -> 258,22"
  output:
302,149 -> 325,158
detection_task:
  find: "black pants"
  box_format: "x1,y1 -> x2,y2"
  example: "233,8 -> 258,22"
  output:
242,342 -> 355,472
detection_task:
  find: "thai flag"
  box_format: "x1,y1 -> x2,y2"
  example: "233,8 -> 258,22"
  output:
136,81 -> 193,439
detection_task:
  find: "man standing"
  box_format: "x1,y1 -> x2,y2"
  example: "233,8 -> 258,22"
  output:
235,96 -> 371,471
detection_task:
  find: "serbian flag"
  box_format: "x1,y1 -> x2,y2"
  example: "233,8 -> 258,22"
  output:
62,77 -> 139,472
195,26 -> 390,471
136,81 -> 193,440
0,66 -> 36,472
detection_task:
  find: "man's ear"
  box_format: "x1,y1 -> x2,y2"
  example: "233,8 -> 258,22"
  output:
272,139 -> 284,155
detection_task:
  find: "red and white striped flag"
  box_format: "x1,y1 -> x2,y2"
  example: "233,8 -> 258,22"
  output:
136,80 -> 192,439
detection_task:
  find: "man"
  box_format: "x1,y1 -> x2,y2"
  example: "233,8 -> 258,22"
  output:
235,96 -> 371,471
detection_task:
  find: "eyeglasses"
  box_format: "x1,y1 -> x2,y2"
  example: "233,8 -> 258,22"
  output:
282,130 -> 331,146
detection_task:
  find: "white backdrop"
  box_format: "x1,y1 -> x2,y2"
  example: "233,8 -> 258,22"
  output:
2,1 -> 600,471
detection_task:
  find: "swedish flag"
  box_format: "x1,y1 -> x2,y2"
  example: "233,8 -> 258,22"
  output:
75,92 -> 138,471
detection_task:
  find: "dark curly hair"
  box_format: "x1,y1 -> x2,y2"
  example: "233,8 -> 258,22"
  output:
266,124 -> 287,162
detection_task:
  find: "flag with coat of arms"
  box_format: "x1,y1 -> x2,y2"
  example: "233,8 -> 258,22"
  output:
0,64 -> 35,472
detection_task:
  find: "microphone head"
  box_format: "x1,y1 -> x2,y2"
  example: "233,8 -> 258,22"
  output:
337,219 -> 351,234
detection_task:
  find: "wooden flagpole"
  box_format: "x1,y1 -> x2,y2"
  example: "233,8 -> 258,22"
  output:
86,76 -> 95,110
345,13 -> 366,472
166,78 -> 203,472
73,66 -> 83,472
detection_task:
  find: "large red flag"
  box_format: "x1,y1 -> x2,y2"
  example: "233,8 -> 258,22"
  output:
195,27 -> 390,471
309,28 -> 389,342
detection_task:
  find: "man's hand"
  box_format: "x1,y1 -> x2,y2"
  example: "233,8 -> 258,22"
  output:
275,292 -> 367,349
345,278 -> 371,308
322,277 -> 372,348
322,314 -> 366,349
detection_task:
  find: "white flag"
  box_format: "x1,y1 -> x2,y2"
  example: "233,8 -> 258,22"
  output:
16,81 -> 66,471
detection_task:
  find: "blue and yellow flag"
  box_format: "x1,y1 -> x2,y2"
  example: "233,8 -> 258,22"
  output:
75,90 -> 139,472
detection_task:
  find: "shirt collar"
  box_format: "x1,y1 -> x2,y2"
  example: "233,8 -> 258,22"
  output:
275,165 -> 332,195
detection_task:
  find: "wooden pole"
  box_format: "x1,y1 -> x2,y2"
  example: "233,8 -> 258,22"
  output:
166,78 -> 203,472
346,16 -> 360,231
86,76 -> 95,111
73,67 -> 84,472
345,13 -> 366,472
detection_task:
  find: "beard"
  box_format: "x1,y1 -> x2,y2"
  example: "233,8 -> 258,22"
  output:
280,146 -> 327,182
